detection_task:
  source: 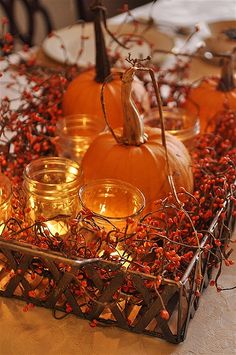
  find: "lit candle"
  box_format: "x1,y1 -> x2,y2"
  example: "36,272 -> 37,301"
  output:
23,157 -> 82,237
79,179 -> 145,233
79,179 -> 145,267
56,114 -> 104,163
0,174 -> 12,234
44,220 -> 69,236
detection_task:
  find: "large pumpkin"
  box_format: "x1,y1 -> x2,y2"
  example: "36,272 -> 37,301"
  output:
82,66 -> 193,211
184,54 -> 236,132
62,1 -> 149,129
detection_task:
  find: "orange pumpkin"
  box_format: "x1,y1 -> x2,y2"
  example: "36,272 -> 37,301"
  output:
63,68 -> 123,129
184,55 -> 236,132
62,1 -> 149,129
82,66 -> 193,211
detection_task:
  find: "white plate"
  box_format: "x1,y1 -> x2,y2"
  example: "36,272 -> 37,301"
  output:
42,21 -> 174,67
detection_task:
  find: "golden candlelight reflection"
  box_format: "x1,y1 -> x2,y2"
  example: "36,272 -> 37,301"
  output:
45,220 -> 69,236
0,174 -> 12,235
79,179 -> 145,233
56,114 -> 104,163
144,107 -> 200,150
23,157 -> 82,237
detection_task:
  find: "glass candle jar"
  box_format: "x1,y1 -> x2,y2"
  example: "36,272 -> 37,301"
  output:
56,114 -> 104,163
0,174 -> 12,234
79,179 -> 145,233
144,107 -> 200,151
23,157 -> 82,237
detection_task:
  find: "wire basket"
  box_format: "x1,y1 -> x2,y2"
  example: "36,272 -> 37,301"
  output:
0,194 -> 234,344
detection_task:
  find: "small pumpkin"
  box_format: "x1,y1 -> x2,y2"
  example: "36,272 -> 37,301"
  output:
82,65 -> 193,211
184,54 -> 236,132
62,1 -> 149,129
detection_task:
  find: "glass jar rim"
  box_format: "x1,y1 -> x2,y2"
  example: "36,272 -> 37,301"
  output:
23,157 -> 82,193
56,113 -> 105,128
79,178 -> 145,221
61,113 -> 100,120
144,107 -> 200,138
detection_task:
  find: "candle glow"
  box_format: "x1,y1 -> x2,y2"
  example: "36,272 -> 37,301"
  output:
56,114 -> 104,163
79,179 -> 145,233
23,157 -> 82,238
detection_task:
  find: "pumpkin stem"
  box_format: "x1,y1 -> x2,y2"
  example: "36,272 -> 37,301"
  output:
91,1 -> 111,83
217,52 -> 235,92
121,67 -> 148,146
100,66 -> 148,146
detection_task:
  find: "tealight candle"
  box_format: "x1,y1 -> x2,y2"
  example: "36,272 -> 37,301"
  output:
23,157 -> 82,237
56,114 -> 104,163
144,107 -> 200,150
79,179 -> 145,233
0,174 -> 12,234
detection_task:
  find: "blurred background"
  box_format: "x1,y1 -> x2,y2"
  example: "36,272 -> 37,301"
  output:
0,0 -> 235,47
0,0 -> 151,45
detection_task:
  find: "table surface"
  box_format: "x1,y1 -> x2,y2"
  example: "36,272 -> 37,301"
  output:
1,1 -> 236,354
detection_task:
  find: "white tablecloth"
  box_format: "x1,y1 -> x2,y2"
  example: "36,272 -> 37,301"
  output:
111,0 -> 236,25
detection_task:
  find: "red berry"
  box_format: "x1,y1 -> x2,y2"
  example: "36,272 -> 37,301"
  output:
66,304 -> 73,313
89,319 -> 97,328
28,290 -> 36,298
22,305 -> 29,312
160,309 -> 170,321
214,239 -> 222,247
126,217 -> 135,224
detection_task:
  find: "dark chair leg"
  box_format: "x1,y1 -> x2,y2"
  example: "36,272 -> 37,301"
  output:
0,0 -> 53,46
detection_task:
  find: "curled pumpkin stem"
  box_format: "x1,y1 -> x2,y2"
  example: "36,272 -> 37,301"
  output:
121,66 -> 148,145
101,67 -> 148,146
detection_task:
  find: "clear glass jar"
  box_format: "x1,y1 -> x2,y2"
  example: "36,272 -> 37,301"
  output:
144,107 -> 200,151
56,114 -> 104,163
23,157 -> 82,237
79,178 -> 145,233
0,174 -> 12,234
